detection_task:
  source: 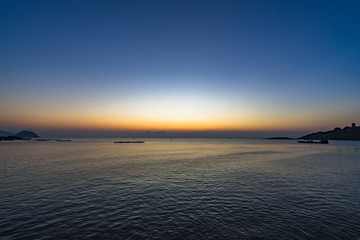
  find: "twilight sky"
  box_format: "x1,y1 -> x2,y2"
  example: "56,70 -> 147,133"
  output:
1,0 -> 360,137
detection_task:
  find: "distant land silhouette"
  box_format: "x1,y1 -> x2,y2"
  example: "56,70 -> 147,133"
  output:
300,123 -> 360,140
15,130 -> 40,138
0,130 -> 14,137
1,125 -> 360,140
0,130 -> 40,140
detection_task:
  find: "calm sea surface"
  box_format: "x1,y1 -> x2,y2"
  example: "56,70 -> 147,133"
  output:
1,138 -> 359,239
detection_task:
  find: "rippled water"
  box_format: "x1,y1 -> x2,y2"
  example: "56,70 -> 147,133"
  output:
1,138 -> 360,239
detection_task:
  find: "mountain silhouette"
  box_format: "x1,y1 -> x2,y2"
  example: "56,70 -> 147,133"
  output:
15,130 -> 40,138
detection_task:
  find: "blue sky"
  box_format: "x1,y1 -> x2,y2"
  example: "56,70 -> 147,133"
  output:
1,0 -> 360,137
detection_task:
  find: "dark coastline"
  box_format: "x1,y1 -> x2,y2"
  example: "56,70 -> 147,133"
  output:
300,124 -> 360,140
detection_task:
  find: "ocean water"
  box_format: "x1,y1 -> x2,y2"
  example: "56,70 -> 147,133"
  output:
1,138 -> 359,240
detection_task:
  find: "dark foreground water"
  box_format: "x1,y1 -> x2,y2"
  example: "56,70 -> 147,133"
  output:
1,138 -> 360,239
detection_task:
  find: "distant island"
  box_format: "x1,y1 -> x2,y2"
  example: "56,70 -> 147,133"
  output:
0,130 -> 40,141
300,123 -> 360,140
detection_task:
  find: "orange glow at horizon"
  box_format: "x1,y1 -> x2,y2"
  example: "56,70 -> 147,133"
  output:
1,91 -> 357,133
1,107 -> 343,133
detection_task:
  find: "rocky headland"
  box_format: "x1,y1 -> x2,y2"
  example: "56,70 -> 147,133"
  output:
300,123 -> 360,140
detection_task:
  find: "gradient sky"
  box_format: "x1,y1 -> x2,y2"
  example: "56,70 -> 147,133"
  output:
1,0 -> 360,137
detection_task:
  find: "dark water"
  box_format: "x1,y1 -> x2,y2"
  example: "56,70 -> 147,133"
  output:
1,138 -> 360,239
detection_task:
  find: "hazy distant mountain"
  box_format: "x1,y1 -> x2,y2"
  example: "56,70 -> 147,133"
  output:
300,123 -> 360,140
15,130 -> 40,138
0,130 -> 14,137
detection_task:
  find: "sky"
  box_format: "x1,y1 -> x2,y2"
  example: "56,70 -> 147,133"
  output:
1,0 -> 360,138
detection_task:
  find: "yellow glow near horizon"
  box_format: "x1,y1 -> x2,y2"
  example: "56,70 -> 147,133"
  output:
1,93 -> 247,131
1,92 -> 357,132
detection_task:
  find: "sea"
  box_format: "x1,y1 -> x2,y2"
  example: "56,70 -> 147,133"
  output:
1,138 -> 359,240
